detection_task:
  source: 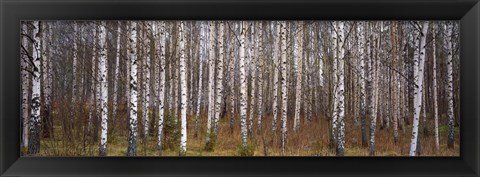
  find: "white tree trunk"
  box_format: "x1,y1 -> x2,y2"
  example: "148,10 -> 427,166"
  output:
127,21 -> 138,156
195,22 -> 205,138
143,22 -> 152,148
409,21 -> 429,156
21,23 -> 30,150
179,21 -> 188,155
272,22 -> 281,133
98,22 -> 109,156
239,21 -> 248,149
213,22 -> 225,135
256,21 -> 264,131
72,22 -> 78,103
89,25 -> 98,133
293,22 -> 304,132
28,21 -> 42,155
280,21 -> 288,152
157,21 -> 166,152
206,21 -> 215,143
432,25 -> 439,151
331,22 -> 339,147
446,22 -> 455,149
248,22 -> 256,133
336,21 -> 346,156
358,22 -> 368,147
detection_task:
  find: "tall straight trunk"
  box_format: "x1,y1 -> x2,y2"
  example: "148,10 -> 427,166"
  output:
89,25 -> 98,133
21,23 -> 30,150
358,22 -> 368,147
293,21 -> 304,132
72,22 -> 78,103
368,23 -> 377,156
157,21 -> 166,153
206,21 -> 216,144
280,21 -> 288,152
409,21 -> 429,156
391,22 -> 399,143
432,25 -> 440,151
256,21 -> 264,131
229,22 -> 237,132
336,21 -> 346,156
248,22 -> 256,133
98,22 -> 109,156
213,22 -> 225,135
143,22 -> 152,154
239,21 -> 248,149
195,22 -> 205,138
272,22 -> 281,134
112,21 -> 122,130
446,22 -> 455,149
127,21 -> 138,156
179,21 -> 188,156
28,21 -> 42,155
331,22 -> 339,148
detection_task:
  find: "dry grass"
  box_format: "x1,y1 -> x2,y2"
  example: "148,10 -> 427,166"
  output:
35,104 -> 460,156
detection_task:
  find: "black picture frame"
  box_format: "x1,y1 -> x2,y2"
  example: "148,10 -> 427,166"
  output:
1,0 -> 479,176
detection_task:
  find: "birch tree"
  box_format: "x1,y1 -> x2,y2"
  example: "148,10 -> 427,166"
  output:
280,21 -> 288,152
21,23 -> 29,150
293,21 -> 304,132
98,22 -> 109,156
127,21 -> 138,156
410,21 -> 429,156
214,21 -> 225,135
432,24 -> 440,151
143,22 -> 152,150
239,21 -> 248,150
206,21 -> 215,145
445,22 -> 455,149
256,21 -> 264,131
335,21 -> 346,156
28,21 -> 42,155
272,22 -> 280,134
179,21 -> 188,155
157,21 -> 166,153
195,22 -> 205,138
358,21 -> 368,147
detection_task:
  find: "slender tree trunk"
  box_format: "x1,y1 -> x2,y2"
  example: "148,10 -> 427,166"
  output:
127,21 -> 138,156
214,22 -> 225,135
410,21 -> 429,156
257,22 -> 264,131
358,22 -> 368,147
21,23 -> 30,150
195,22 -> 205,138
335,21 -> 346,156
294,22 -> 304,132
179,21 -> 188,156
272,22 -> 280,134
112,21 -> 122,133
248,22 -> 256,134
239,21 -> 249,150
280,21 -> 288,152
206,21 -> 216,144
432,25 -> 440,151
98,22 -> 109,156
445,22 -> 455,149
28,21 -> 42,155
157,21 -> 166,153
142,22 -> 152,155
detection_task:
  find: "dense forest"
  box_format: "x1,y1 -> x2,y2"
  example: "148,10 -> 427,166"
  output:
20,21 -> 459,156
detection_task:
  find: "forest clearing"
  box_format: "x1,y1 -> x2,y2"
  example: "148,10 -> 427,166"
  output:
20,21 -> 460,156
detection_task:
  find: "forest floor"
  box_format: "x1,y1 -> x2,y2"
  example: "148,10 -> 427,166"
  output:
36,108 -> 460,156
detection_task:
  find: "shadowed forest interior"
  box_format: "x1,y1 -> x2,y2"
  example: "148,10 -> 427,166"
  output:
20,21 -> 460,156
